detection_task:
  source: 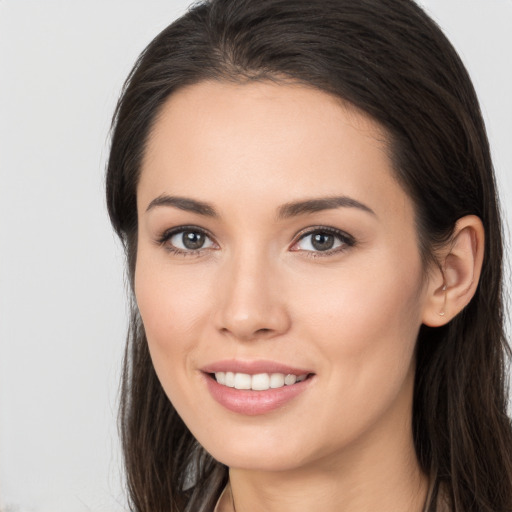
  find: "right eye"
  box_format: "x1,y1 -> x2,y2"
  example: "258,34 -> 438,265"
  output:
158,227 -> 217,255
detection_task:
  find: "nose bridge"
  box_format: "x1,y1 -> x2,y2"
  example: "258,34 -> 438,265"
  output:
215,243 -> 290,340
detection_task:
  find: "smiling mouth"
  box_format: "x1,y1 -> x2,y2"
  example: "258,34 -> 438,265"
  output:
209,371 -> 312,391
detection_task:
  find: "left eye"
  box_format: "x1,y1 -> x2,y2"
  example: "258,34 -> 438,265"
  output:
293,229 -> 353,252
167,229 -> 216,251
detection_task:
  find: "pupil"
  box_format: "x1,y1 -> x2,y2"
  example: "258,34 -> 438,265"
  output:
183,231 -> 205,250
312,233 -> 334,251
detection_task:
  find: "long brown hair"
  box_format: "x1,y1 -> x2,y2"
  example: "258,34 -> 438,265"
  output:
106,1 -> 512,510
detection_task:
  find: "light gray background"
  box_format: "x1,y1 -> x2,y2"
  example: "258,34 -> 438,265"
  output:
0,1 -> 511,511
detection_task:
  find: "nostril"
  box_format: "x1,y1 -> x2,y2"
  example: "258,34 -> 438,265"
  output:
255,328 -> 272,335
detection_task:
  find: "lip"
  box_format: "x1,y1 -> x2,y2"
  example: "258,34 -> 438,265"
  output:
200,359 -> 315,416
201,359 -> 313,376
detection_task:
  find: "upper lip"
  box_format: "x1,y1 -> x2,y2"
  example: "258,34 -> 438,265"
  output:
201,359 -> 313,375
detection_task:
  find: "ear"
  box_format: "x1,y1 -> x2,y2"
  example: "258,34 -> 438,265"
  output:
422,215 -> 485,327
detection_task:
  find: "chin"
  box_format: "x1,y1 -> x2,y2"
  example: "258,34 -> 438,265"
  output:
193,426 -> 316,472
213,448 -> 309,473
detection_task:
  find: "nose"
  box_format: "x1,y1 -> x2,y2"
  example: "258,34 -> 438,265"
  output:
214,251 -> 291,341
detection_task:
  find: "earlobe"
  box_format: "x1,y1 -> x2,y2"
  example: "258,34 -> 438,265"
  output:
422,215 -> 485,327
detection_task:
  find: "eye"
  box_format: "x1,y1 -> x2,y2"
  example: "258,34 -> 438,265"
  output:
291,227 -> 355,255
158,227 -> 217,254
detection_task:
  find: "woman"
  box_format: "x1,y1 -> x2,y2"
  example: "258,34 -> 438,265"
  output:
106,0 -> 512,510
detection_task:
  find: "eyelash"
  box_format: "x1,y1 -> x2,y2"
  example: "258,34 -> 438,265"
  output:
292,226 -> 356,258
156,225 -> 216,257
156,225 -> 356,258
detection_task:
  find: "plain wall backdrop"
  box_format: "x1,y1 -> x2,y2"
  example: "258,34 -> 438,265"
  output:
0,1 -> 510,511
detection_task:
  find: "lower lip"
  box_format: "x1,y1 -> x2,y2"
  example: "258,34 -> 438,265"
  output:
203,373 -> 313,415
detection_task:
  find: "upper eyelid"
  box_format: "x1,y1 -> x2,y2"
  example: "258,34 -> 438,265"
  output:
293,225 -> 355,242
158,225 -> 215,242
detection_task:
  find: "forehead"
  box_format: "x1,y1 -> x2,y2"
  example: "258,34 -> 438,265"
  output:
138,80 -> 411,223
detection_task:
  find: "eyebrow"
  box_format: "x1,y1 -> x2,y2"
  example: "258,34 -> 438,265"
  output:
146,195 -> 218,217
145,194 -> 375,219
276,196 -> 376,219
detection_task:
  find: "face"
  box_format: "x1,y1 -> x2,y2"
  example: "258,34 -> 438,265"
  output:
135,80 -> 431,472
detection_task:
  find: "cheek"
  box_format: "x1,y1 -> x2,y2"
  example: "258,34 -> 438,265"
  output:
133,252 -> 212,372
133,254 -> 218,426
298,253 -> 423,336
289,261 -> 424,452
295,249 -> 425,401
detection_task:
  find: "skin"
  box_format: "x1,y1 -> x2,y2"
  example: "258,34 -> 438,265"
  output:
134,80 -> 482,511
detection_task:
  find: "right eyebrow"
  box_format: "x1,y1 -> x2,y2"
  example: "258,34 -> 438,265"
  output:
145,195 -> 218,217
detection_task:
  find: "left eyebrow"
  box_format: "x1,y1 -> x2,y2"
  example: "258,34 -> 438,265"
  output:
276,196 -> 376,220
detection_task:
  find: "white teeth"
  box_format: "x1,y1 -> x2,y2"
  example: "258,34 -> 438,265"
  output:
225,372 -> 235,387
284,374 -> 297,386
234,373 -> 252,390
270,373 -> 285,388
214,372 -> 308,390
251,373 -> 270,390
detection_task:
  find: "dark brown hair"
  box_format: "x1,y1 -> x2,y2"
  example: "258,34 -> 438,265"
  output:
106,1 -> 512,510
